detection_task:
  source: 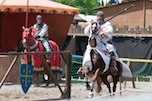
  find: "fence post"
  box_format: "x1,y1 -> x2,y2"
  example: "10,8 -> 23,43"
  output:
127,61 -> 136,88
60,52 -> 71,99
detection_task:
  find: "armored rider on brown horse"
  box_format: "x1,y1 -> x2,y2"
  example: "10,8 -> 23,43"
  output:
78,11 -> 132,97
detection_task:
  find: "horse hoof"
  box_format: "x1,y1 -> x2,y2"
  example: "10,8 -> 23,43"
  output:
88,94 -> 94,98
88,92 -> 94,98
34,84 -> 40,87
86,84 -> 91,90
46,83 -> 50,86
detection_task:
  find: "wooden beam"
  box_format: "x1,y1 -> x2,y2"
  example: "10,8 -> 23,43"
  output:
60,53 -> 72,99
127,61 -> 136,88
120,58 -> 152,63
40,54 -> 64,95
0,51 -> 70,55
0,55 -> 18,88
143,0 -> 146,29
68,33 -> 152,37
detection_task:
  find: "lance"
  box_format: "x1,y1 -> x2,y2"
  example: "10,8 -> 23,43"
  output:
25,0 -> 29,28
105,4 -> 134,22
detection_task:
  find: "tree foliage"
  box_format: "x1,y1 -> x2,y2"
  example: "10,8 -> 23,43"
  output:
58,0 -> 99,15
57,0 -> 134,15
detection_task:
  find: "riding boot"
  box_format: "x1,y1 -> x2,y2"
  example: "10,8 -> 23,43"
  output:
109,51 -> 118,76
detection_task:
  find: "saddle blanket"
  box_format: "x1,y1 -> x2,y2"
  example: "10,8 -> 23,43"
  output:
82,48 -> 132,78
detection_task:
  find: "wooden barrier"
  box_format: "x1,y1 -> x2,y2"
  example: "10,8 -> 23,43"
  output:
120,58 -> 152,88
0,51 -> 72,99
0,55 -> 21,83
120,58 -> 152,63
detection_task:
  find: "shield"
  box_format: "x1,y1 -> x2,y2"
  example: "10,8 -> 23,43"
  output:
19,64 -> 34,94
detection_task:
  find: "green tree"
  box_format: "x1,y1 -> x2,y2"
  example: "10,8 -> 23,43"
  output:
57,0 -> 134,14
58,0 -> 99,15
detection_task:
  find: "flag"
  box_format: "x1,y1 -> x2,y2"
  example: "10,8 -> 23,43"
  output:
97,0 -> 103,4
107,0 -> 111,4
115,0 -> 119,4
103,0 -> 107,6
119,0 -> 123,4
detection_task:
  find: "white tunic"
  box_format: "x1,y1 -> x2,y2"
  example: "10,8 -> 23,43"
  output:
82,21 -> 132,78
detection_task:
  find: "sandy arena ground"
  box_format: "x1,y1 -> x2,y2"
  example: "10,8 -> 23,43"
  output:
0,81 -> 152,101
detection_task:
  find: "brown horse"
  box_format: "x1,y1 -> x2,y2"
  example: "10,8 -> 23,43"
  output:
78,22 -> 122,97
22,27 -> 62,86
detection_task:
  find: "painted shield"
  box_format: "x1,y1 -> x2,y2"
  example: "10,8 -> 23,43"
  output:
19,64 -> 34,94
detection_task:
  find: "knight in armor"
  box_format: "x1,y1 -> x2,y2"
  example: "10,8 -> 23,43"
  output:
78,11 -> 132,92
33,15 -> 52,62
82,11 -> 118,74
96,11 -> 118,74
33,15 -> 52,52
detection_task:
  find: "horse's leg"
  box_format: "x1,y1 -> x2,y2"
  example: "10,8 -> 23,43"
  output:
33,72 -> 40,87
88,81 -> 95,98
86,81 -> 91,90
45,63 -> 51,86
54,72 -> 59,86
43,68 -> 50,86
36,73 -> 40,86
87,68 -> 102,97
43,73 -> 50,86
84,73 -> 94,98
119,76 -> 122,96
112,75 -> 118,95
47,73 -> 50,86
94,76 -> 102,93
116,61 -> 122,95
45,73 -> 50,86
85,73 -> 91,90
101,75 -> 111,94
91,68 -> 101,81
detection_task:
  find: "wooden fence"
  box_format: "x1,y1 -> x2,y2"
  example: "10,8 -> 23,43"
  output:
0,51 -> 72,100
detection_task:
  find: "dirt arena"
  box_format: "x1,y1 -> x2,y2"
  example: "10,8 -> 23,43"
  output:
0,81 -> 152,101
0,56 -> 152,101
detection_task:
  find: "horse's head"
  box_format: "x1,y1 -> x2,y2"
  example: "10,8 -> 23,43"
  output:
89,22 -> 100,47
22,26 -> 37,48
90,22 -> 100,35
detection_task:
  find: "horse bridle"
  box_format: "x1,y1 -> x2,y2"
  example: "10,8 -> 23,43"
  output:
91,22 -> 100,35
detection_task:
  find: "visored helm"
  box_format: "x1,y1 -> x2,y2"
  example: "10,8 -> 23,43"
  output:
96,11 -> 104,18
36,15 -> 43,24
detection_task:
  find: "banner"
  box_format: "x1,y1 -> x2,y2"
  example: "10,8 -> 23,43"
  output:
97,0 -> 103,5
115,0 -> 119,4
107,0 -> 111,4
119,0 -> 123,4
103,0 -> 107,6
